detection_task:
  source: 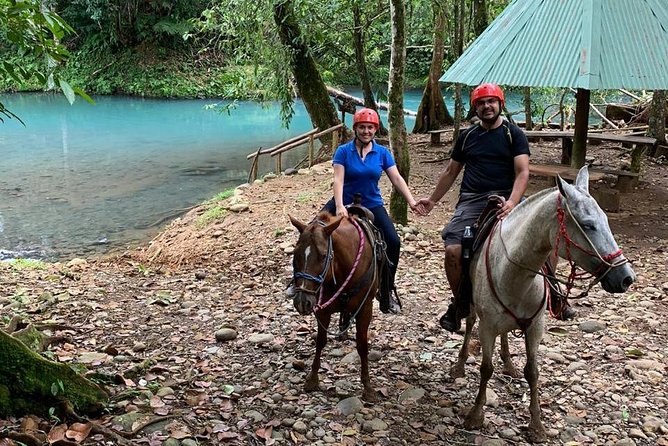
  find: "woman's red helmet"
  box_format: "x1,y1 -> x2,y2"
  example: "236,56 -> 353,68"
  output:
470,83 -> 505,108
352,108 -> 380,130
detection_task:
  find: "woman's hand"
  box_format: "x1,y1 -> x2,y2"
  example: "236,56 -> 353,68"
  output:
336,205 -> 349,218
409,200 -> 427,216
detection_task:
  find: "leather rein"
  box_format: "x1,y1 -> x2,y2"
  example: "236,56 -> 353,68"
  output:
292,217 -> 376,333
485,193 -> 628,334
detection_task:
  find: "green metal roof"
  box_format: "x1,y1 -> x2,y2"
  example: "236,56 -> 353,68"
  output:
441,0 -> 668,90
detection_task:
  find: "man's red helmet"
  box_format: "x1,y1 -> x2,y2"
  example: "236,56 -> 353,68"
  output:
470,83 -> 505,108
353,108 -> 380,130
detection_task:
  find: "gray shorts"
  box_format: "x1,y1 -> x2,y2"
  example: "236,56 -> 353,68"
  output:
442,190 -> 510,246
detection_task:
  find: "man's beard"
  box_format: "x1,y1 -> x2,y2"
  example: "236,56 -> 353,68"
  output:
478,109 -> 501,125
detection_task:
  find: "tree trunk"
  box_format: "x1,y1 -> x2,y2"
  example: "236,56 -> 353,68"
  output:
571,88 -> 590,168
647,90 -> 667,157
473,0 -> 488,36
274,0 -> 341,147
388,0 -> 409,226
0,329 -> 108,418
451,0 -> 465,142
412,1 -> 453,133
524,86 -> 533,130
352,5 -> 388,136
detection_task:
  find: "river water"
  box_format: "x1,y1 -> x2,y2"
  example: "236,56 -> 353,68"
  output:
0,90 -> 528,260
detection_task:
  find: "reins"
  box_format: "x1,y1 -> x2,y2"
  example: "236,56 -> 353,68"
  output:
313,217 -> 366,312
553,194 -> 628,298
485,221 -> 547,335
488,190 -> 630,334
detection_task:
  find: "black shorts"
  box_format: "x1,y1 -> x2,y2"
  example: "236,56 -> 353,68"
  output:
441,190 -> 510,246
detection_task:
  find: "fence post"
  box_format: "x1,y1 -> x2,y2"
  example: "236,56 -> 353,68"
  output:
276,153 -> 282,175
332,129 -> 339,155
308,135 -> 314,167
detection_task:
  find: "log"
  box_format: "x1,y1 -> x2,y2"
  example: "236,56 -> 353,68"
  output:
326,86 -> 417,116
0,329 -> 108,418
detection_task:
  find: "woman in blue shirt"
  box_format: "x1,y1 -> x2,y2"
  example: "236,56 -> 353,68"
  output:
322,108 -> 422,313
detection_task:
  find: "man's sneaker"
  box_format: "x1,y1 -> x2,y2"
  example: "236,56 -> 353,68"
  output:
439,303 -> 461,332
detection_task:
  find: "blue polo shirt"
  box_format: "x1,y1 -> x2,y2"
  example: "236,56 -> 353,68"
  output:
332,139 -> 396,209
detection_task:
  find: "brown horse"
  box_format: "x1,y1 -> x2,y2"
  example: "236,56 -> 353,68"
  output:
289,211 -> 380,401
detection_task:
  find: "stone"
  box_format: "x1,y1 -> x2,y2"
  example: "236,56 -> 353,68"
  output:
215,328 -> 238,342
336,397 -> 363,416
579,320 -> 606,333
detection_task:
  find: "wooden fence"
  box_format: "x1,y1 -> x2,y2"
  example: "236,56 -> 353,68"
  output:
246,123 -> 344,182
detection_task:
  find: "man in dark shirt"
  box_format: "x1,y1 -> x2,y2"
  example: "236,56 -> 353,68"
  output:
417,83 -> 530,332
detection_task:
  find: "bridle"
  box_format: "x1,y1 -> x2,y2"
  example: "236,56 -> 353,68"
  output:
292,220 -> 334,297
292,218 -> 373,323
487,192 -> 629,334
552,194 -> 628,296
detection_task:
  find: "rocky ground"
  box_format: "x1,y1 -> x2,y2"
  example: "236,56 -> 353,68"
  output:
1,133 -> 667,446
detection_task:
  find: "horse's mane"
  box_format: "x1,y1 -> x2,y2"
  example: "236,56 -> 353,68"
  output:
315,210 -> 335,223
502,186 -> 558,225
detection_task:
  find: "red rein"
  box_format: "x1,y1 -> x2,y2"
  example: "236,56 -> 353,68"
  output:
313,218 -> 366,313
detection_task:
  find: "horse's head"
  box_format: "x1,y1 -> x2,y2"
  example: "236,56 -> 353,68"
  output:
289,212 -> 343,315
555,167 -> 636,293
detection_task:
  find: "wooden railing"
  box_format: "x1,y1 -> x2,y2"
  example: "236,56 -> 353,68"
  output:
246,123 -> 344,182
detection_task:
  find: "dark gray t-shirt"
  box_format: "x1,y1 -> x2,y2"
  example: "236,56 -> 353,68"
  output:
451,122 -> 530,193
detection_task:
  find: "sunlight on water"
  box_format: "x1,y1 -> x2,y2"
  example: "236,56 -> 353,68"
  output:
0,89 -> 528,259
0,94 -> 316,259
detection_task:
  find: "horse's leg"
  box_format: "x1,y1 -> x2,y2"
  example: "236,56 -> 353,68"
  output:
524,322 -> 547,443
305,312 -> 331,392
355,299 -> 376,402
500,332 -> 521,378
450,312 -> 476,378
464,323 -> 495,430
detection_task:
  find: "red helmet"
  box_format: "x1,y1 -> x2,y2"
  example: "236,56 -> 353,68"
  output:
352,108 -> 379,130
470,83 -> 505,108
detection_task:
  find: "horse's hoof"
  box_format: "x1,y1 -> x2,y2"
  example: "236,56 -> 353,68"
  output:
528,424 -> 547,443
361,388 -> 378,403
463,408 -> 484,430
502,365 -> 522,379
304,378 -> 320,392
450,364 -> 465,379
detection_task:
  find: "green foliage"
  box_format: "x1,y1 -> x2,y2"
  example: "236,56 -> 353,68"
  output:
207,189 -> 235,203
196,205 -> 227,228
8,258 -> 47,271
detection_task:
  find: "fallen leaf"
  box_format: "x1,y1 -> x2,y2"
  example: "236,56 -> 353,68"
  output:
548,327 -> 569,336
65,422 -> 92,442
47,424 -> 68,443
218,431 -> 240,441
625,348 -> 644,358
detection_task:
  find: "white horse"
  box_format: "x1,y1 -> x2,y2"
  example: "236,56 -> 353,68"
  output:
453,166 -> 636,443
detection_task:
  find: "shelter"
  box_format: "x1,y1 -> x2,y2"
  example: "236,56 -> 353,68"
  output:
441,0 -> 668,167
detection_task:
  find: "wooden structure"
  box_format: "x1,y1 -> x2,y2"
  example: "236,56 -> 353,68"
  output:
246,124 -> 344,182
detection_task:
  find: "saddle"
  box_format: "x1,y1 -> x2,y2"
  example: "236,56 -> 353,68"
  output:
344,198 -> 397,317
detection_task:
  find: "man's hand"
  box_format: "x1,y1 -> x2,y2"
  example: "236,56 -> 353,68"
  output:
496,197 -> 515,220
409,200 -> 427,216
416,198 -> 436,215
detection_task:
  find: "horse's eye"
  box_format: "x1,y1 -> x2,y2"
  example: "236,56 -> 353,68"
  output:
582,223 -> 596,231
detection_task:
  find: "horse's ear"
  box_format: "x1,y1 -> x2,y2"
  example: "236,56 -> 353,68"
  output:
323,216 -> 344,236
574,165 -> 590,192
289,214 -> 307,233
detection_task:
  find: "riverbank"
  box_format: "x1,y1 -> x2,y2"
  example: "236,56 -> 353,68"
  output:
1,133 -> 667,445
